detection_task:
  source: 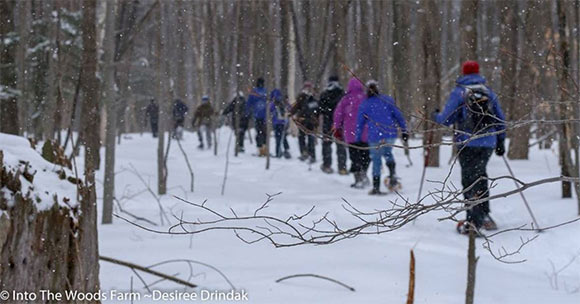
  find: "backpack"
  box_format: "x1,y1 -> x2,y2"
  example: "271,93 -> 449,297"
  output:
460,84 -> 496,134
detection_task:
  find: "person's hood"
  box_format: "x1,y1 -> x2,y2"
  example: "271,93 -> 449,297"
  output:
456,74 -> 486,86
347,78 -> 364,94
325,81 -> 343,92
252,87 -> 267,96
270,89 -> 282,101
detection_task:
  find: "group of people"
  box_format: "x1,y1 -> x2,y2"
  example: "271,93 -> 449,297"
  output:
144,60 -> 506,234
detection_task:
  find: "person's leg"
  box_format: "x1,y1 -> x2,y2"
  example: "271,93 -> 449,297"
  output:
321,118 -> 332,168
255,119 -> 263,147
282,125 -> 290,151
151,120 -> 158,137
337,142 -> 347,172
274,125 -> 283,157
458,147 -> 491,228
206,124 -> 212,148
307,134 -> 316,160
384,138 -> 396,178
298,129 -> 306,157
370,143 -> 382,179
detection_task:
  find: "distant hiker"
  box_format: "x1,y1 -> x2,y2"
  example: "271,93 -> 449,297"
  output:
223,91 -> 248,153
433,60 -> 506,234
246,77 -> 268,156
333,78 -> 370,188
172,98 -> 189,140
290,81 -> 318,163
356,80 -> 408,195
192,95 -> 215,149
319,76 -> 347,174
270,89 -> 291,159
145,99 -> 159,138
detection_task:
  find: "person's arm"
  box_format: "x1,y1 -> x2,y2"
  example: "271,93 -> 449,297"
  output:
435,87 -> 462,126
333,99 -> 345,130
491,91 -> 506,142
391,103 -> 407,133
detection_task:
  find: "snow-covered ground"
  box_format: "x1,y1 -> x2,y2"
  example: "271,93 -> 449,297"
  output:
88,129 -> 577,303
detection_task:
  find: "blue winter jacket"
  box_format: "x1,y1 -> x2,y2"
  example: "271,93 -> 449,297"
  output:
246,87 -> 268,120
435,74 -> 506,148
269,89 -> 287,126
355,94 -> 407,143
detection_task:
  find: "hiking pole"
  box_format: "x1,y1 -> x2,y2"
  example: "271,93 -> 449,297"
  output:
403,138 -> 413,167
502,155 -> 542,232
417,128 -> 434,203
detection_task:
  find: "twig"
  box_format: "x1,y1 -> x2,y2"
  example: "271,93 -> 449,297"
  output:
406,250 -> 415,304
275,274 -> 355,292
99,256 -> 197,288
175,137 -> 195,192
221,130 -> 234,195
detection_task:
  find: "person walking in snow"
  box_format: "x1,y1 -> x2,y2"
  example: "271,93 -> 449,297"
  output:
172,98 -> 189,140
269,89 -> 291,159
355,80 -> 408,195
319,76 -> 347,174
145,99 -> 159,138
246,77 -> 268,156
290,81 -> 318,163
222,91 -> 248,153
333,78 -> 371,188
192,95 -> 215,149
432,60 -> 506,234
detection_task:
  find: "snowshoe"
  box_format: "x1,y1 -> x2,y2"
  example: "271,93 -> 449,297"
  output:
283,151 -> 292,159
350,172 -> 364,189
198,144 -> 204,150
482,215 -> 497,231
384,176 -> 402,192
321,165 -> 334,174
308,157 -> 316,164
338,169 -> 348,175
361,175 -> 370,187
368,188 -> 387,196
298,154 -> 309,161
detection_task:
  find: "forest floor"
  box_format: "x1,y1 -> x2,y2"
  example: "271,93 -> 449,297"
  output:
90,128 -> 579,303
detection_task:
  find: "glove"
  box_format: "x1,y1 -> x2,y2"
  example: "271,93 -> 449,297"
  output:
332,128 -> 343,140
401,131 -> 409,142
495,139 -> 505,156
431,109 -> 440,121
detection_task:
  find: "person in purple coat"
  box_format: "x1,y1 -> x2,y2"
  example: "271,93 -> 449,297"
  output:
333,78 -> 370,188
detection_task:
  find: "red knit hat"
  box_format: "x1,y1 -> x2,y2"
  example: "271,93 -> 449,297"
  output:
462,61 -> 479,75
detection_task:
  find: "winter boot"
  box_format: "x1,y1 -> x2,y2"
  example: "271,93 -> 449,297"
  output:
361,173 -> 370,187
198,143 -> 204,150
385,161 -> 401,191
258,146 -> 268,157
338,168 -> 349,175
321,164 -> 334,174
350,172 -> 363,188
298,152 -> 309,161
369,176 -> 386,195
283,151 -> 292,159
308,157 -> 316,164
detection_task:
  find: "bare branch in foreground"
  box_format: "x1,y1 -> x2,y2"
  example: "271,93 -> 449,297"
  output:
275,274 -> 355,292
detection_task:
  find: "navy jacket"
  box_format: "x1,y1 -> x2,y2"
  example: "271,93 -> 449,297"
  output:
435,74 -> 506,148
246,87 -> 268,120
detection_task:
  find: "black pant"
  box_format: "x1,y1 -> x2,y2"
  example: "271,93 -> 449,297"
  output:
458,146 -> 493,227
150,119 -> 158,137
322,116 -> 346,170
255,118 -> 266,148
298,127 -> 315,159
236,116 -> 249,149
349,142 -> 370,173
274,124 -> 290,157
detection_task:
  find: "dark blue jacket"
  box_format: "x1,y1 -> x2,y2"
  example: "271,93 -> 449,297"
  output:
269,89 -> 287,126
435,74 -> 506,148
246,87 -> 268,120
356,94 -> 407,143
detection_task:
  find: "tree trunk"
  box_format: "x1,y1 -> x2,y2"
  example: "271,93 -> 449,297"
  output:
460,0 -> 478,63
77,0 -> 101,294
157,2 -> 169,195
0,0 -> 20,135
102,0 -> 118,224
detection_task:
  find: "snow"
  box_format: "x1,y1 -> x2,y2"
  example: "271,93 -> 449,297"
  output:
20,129 -> 580,303
0,134 -> 79,211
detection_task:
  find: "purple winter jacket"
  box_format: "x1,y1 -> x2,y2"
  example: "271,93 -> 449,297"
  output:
333,78 -> 368,143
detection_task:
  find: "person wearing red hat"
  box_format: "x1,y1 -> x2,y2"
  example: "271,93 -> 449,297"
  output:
432,60 -> 506,235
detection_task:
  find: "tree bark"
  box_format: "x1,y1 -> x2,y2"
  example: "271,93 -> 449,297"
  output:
0,0 -> 20,135
102,0 -> 118,224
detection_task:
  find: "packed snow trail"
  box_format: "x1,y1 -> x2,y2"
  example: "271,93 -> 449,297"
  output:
90,129 -> 579,303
